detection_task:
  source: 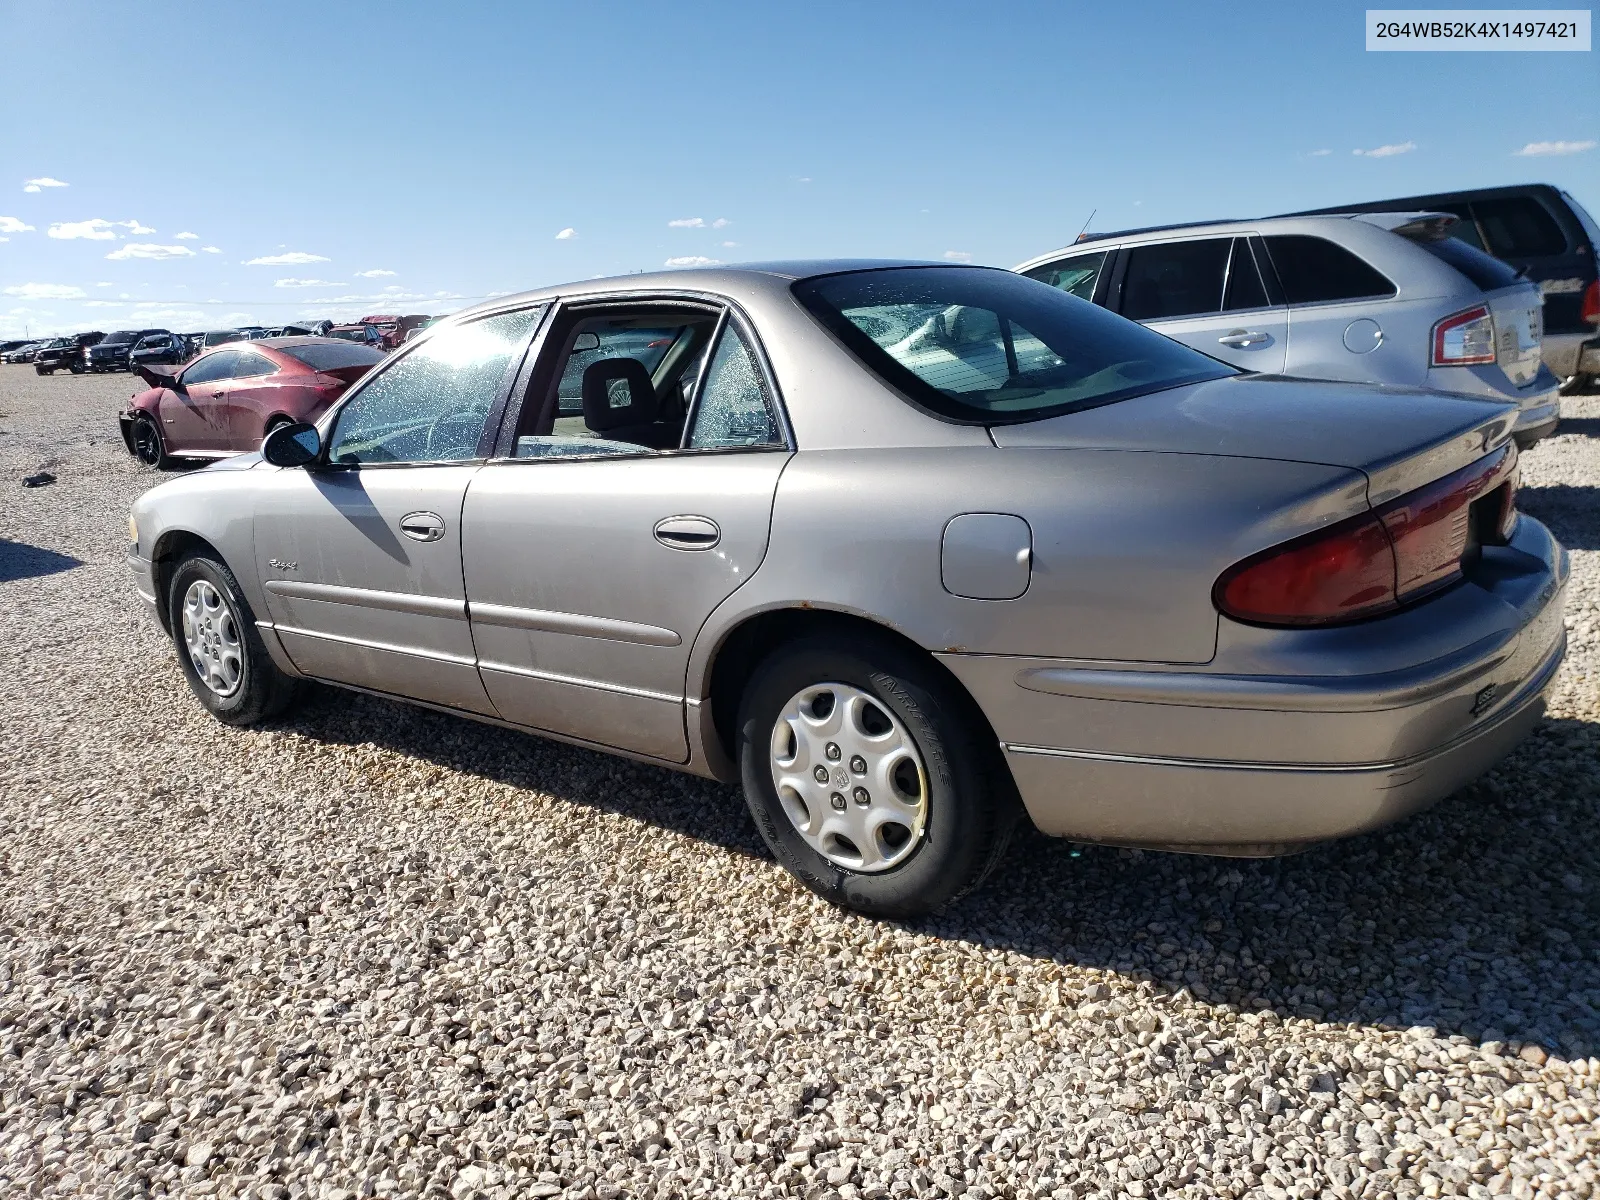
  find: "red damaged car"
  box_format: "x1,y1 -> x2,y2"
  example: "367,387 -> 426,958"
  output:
118,337 -> 385,468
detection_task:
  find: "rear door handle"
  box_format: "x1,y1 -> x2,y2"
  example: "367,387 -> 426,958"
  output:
653,515 -> 720,550
1218,329 -> 1269,348
399,511 -> 446,542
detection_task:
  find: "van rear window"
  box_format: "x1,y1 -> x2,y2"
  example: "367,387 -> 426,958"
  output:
1406,235 -> 1524,292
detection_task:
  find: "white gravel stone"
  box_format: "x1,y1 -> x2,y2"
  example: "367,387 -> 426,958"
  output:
1,370 -> 1597,1199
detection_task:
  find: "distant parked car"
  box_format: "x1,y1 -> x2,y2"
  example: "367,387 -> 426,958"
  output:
119,337 -> 386,467
34,332 -> 105,374
1282,183 -> 1600,391
401,316 -> 442,344
356,313 -> 430,350
129,332 -> 190,369
4,340 -> 49,364
284,319 -> 333,336
126,262 -> 1566,917
1017,211 -> 1561,445
326,323 -> 387,348
86,328 -> 172,372
0,339 -> 36,359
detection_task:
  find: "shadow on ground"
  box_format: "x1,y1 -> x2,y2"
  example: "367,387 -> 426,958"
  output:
0,538 -> 84,584
1518,485 -> 1600,550
1552,416 -> 1600,439
280,686 -> 1600,1057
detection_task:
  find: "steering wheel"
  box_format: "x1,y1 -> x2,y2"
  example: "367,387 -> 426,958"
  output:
425,404 -> 489,459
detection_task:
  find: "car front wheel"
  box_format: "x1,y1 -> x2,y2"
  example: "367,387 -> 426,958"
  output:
736,632 -> 1017,918
131,414 -> 173,469
167,552 -> 299,726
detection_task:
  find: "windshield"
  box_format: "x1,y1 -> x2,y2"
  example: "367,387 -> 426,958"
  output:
104,330 -> 141,345
326,327 -> 371,342
793,266 -> 1233,424
284,343 -> 387,371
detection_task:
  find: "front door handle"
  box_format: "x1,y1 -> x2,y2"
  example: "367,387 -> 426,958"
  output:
654,515 -> 720,551
399,511 -> 446,542
1218,329 -> 1270,348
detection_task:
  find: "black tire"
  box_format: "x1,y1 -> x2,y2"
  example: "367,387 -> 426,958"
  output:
131,414 -> 173,469
736,631 -> 1018,918
167,552 -> 299,726
35,366 -> 51,376
1560,372 -> 1595,396
68,362 -> 85,375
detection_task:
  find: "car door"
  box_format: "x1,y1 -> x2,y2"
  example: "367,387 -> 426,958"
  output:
221,349 -> 283,449
160,350 -> 238,451
1115,237 -> 1288,373
462,309 -> 791,762
1256,234 -> 1401,383
252,306 -> 545,713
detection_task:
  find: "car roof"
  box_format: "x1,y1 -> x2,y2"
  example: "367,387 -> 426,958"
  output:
441,258 -> 979,323
255,335 -> 365,349
1013,213 -> 1406,272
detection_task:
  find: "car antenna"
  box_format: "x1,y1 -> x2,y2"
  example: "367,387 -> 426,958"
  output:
1074,208 -> 1097,243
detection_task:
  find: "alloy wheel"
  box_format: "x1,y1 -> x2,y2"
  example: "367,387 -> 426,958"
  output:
181,580 -> 243,697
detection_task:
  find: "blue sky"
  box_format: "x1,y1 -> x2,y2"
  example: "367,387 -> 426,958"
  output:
1,0 -> 1596,337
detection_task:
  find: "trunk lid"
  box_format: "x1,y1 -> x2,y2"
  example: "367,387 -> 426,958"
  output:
314,365 -> 373,387
1483,281 -> 1544,388
989,374 -> 1516,505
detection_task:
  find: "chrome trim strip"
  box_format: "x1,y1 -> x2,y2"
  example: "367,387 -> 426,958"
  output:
469,601 -> 681,647
255,619 -> 275,630
273,623 -> 478,667
1004,631 -> 1563,774
264,579 -> 467,620
478,659 -> 681,704
1015,632 -> 1512,712
135,587 -> 157,605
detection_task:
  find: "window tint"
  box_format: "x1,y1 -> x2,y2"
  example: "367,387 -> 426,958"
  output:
1561,191 -> 1600,250
1120,239 -> 1231,321
1222,240 -> 1270,311
1429,205 -> 1487,250
1260,236 -> 1396,304
232,351 -> 279,379
282,342 -> 386,372
1409,235 -> 1523,292
328,308 -> 540,465
793,267 -> 1232,425
686,324 -> 783,450
1473,197 -> 1566,258
1023,251 -> 1107,301
181,350 -> 238,386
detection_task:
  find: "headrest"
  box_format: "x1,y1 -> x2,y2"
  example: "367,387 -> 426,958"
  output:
582,358 -> 657,432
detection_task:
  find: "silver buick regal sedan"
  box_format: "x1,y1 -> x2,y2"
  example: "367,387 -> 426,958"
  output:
126,261 -> 1568,917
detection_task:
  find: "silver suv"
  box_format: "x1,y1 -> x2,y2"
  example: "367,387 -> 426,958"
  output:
1016,212 -> 1561,445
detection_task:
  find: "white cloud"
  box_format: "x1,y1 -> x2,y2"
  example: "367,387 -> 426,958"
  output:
712,218 -> 730,229
353,268 -> 397,277
174,231 -> 199,239
1352,141 -> 1416,157
664,256 -> 719,268
3,283 -> 86,300
49,219 -> 119,240
245,251 -> 329,265
1309,148 -> 1333,156
0,237 -> 6,243
23,176 -> 68,192
0,216 -> 34,234
796,176 -> 812,183
720,240 -> 739,247
555,227 -> 578,240
96,281 -> 112,287
1512,139 -> 1596,157
668,217 -> 706,228
105,243 -> 197,261
124,220 -> 155,235
201,246 -> 221,254
273,278 -> 336,288
942,250 -> 973,263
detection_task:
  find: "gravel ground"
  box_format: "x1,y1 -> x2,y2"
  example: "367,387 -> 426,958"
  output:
2,367 -> 1597,1200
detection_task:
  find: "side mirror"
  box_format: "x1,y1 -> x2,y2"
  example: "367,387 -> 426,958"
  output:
262,421 -> 322,467
572,331 -> 601,352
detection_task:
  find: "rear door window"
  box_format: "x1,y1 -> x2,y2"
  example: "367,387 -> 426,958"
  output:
232,351 -> 280,379
1120,239 -> 1231,321
1259,236 -> 1396,304
1472,197 -> 1567,258
1022,251 -> 1107,301
684,323 -> 784,450
1222,239 -> 1271,311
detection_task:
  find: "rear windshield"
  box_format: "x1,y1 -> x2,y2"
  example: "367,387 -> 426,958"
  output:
793,266 -> 1232,424
283,342 -> 387,372
1408,235 -> 1524,291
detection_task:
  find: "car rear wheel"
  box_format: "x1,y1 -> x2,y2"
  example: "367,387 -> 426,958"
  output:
168,552 -> 299,726
131,414 -> 173,469
736,631 -> 1017,918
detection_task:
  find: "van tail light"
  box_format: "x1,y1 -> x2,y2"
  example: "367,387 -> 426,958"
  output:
1215,445 -> 1518,627
1582,279 -> 1599,325
1431,305 -> 1496,366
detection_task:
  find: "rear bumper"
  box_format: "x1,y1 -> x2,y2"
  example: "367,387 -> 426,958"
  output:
1543,330 -> 1600,379
117,411 -> 138,455
943,516 -> 1568,854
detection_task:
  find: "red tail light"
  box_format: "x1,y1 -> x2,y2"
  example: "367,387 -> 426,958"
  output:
1216,446 -> 1518,627
1582,279 -> 1599,325
1431,305 -> 1495,366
